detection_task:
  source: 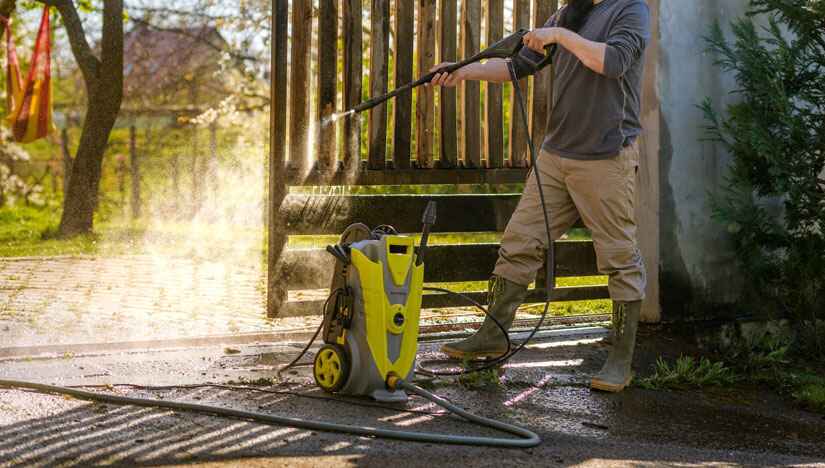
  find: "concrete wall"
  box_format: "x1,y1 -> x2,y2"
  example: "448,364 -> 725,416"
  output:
655,0 -> 754,321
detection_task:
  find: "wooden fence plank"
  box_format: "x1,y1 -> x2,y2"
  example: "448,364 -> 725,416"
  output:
268,0 -> 290,317
531,0 -> 558,153
393,0 -> 414,170
281,193 -> 521,234
342,0 -> 363,172
317,0 -> 338,172
508,0 -> 530,167
368,0 -> 390,169
288,0 -> 312,172
461,0 -> 481,168
281,193 -> 584,234
282,285 -> 609,317
485,0 -> 504,168
421,285 -> 609,308
439,0 -> 458,168
285,167 -> 529,186
416,0 -> 437,168
283,241 -> 599,289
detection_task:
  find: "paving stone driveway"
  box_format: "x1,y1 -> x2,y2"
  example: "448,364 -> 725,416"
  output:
0,255 -> 292,348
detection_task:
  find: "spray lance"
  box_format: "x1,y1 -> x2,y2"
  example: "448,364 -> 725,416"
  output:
340,29 -> 555,117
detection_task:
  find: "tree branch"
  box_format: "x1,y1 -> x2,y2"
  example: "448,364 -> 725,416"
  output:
0,0 -> 16,39
100,0 -> 123,85
40,0 -> 101,86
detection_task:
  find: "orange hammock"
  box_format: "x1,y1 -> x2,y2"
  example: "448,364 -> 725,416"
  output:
0,7 -> 53,143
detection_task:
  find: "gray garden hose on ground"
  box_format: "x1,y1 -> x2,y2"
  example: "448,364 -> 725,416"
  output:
0,378 -> 540,448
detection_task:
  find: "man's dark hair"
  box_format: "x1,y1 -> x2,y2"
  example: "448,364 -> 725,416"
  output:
559,0 -> 595,32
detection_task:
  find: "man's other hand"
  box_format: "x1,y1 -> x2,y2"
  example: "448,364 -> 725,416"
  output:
523,28 -> 563,52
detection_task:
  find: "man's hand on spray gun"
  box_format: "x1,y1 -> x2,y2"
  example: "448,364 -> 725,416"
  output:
428,27 -> 563,87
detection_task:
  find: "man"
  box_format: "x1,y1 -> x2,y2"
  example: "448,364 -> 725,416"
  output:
430,0 -> 651,392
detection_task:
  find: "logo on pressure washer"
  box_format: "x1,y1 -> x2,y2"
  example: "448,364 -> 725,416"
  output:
393,312 -> 405,327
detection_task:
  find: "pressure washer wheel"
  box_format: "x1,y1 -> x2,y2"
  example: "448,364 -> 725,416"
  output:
313,344 -> 350,393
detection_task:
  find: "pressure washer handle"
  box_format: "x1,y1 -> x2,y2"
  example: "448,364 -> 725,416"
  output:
326,245 -> 350,265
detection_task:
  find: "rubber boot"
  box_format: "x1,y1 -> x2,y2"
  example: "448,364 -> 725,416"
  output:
440,276 -> 528,360
590,300 -> 641,392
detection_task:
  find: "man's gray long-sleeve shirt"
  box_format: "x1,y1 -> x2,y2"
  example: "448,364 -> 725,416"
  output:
513,0 -> 651,160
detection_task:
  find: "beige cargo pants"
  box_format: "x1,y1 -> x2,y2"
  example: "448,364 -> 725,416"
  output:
493,143 -> 646,302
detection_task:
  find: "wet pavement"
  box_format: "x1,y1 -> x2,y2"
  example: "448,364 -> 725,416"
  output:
0,256 -> 549,352
1,329 -> 823,467
0,255 -> 275,347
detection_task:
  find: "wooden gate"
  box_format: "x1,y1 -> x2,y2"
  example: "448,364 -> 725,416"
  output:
268,0 -> 610,318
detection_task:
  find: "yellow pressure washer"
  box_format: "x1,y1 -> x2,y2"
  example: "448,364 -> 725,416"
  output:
313,205 -> 434,401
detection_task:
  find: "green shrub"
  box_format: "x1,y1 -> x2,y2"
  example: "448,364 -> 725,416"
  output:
702,0 -> 825,357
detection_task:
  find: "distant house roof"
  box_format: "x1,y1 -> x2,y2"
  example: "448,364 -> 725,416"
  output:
124,23 -> 228,102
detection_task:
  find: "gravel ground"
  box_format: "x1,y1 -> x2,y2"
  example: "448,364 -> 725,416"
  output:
1,331 -> 824,467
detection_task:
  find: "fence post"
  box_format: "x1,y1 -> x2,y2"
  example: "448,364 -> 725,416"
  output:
190,85 -> 201,214
342,0 -> 363,173
368,0 -> 390,170
461,0 -> 481,168
439,0 -> 458,168
394,0 -> 414,170
509,0 -> 530,167
486,0 -> 504,168
171,154 -> 180,213
129,125 -> 141,219
317,0 -> 338,172
288,0 -> 312,173
268,0 -> 290,318
209,122 -> 217,197
416,0 -> 437,168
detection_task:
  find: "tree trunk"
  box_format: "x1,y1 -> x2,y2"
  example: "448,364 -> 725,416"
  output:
57,0 -> 124,237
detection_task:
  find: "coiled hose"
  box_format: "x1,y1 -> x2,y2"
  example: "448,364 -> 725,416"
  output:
0,378 -> 540,448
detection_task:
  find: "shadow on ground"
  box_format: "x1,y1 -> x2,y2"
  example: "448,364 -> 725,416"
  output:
1,329 -> 823,467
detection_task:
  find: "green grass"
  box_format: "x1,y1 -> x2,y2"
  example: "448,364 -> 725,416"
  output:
0,205 -> 60,243
0,205 -> 265,258
457,357 -> 503,389
639,334 -> 825,414
0,205 -> 110,257
792,374 -> 825,413
635,356 -> 739,390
